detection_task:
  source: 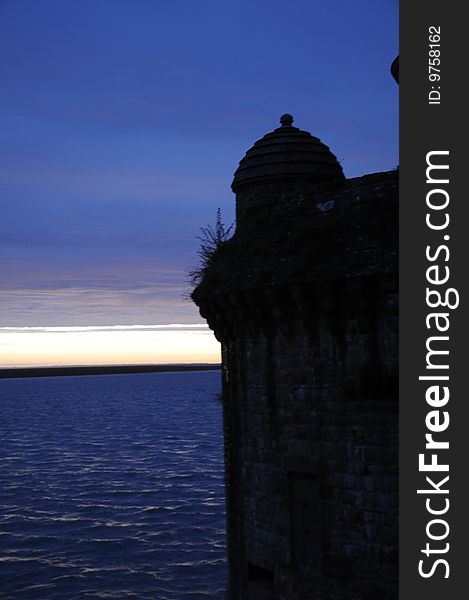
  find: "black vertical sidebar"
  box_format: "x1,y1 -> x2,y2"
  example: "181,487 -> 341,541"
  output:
400,3 -> 467,598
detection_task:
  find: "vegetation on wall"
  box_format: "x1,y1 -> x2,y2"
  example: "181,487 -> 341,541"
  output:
190,208 -> 234,287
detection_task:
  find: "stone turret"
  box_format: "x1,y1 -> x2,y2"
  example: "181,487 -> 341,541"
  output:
232,114 -> 344,232
192,115 -> 398,599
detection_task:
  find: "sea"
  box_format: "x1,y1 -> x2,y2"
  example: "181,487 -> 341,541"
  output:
0,370 -> 226,600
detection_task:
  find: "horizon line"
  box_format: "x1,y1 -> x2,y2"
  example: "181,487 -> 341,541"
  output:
0,363 -> 222,379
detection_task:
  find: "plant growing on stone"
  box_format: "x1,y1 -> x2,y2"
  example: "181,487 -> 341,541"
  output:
190,208 -> 233,286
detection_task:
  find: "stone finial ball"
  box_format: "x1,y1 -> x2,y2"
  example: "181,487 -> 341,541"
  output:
280,113 -> 294,127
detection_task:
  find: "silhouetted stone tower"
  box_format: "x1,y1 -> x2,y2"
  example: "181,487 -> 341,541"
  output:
193,113 -> 398,599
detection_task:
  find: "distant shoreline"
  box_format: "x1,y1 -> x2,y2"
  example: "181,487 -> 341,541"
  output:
0,364 -> 221,379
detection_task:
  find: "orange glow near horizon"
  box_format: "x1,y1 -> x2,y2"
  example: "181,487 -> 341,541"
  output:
0,325 -> 221,368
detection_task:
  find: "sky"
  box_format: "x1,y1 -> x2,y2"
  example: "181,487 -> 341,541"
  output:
0,0 -> 398,367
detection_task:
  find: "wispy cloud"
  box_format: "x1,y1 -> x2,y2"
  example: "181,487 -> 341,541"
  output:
0,265 -> 200,327
0,0 -> 397,337
0,324 -> 209,334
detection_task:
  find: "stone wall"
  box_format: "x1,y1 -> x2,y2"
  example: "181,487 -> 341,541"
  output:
193,169 -> 398,599
235,179 -> 341,234
219,277 -> 397,600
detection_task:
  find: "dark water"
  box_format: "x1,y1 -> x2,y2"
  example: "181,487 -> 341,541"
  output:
0,371 -> 226,600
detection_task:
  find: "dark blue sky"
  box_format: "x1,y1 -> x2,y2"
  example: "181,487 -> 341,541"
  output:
0,0 -> 398,327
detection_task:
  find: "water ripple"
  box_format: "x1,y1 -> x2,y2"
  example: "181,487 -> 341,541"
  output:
0,371 -> 226,599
